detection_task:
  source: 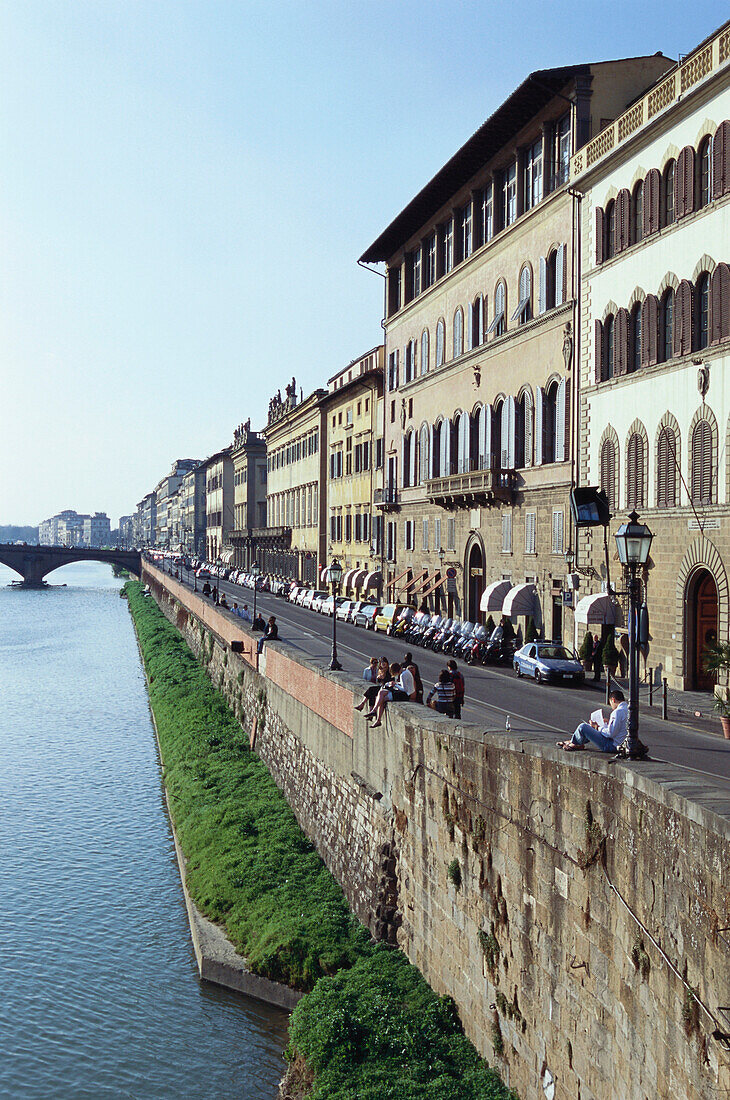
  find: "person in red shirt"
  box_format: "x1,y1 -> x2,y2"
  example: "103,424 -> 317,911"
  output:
446,660 -> 465,719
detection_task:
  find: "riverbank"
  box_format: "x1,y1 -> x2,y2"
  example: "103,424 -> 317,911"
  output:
124,580 -> 515,1099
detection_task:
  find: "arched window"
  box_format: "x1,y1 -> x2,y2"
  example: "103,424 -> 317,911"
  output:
657,425 -> 677,508
453,307 -> 464,358
418,424 -> 430,484
627,432 -> 645,509
436,319 -> 445,367
711,263 -> 730,344
660,289 -> 674,362
421,329 -> 429,375
632,182 -> 643,245
605,200 -> 616,259
513,266 -> 532,324
403,431 -> 412,487
515,390 -> 532,468
546,250 -> 557,310
491,282 -> 506,337
471,295 -> 483,348
695,273 -> 710,350
456,411 -> 470,473
630,303 -> 642,372
698,136 -> 712,209
492,400 -> 503,470
662,161 -> 675,226
691,419 -> 713,505
432,420 -> 445,477
472,405 -> 490,470
600,438 -> 617,511
543,382 -> 558,463
605,315 -> 615,379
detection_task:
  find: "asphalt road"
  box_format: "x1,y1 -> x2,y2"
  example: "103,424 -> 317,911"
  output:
175,568 -> 730,796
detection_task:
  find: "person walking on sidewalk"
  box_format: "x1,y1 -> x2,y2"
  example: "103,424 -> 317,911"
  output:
447,660 -> 465,718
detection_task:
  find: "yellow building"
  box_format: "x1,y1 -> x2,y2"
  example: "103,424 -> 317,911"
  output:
322,346 -> 384,597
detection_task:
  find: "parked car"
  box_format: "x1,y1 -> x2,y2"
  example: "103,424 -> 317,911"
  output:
305,589 -> 329,611
347,599 -> 375,623
354,603 -> 381,629
321,595 -> 346,617
513,642 -> 585,684
336,599 -> 355,621
288,585 -> 301,603
374,603 -> 405,633
295,587 -> 312,607
195,567 -> 211,579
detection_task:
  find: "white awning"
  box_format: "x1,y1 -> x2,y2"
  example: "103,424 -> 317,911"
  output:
320,565 -> 328,582
575,592 -> 625,627
362,570 -> 382,590
480,579 -> 512,612
220,548 -> 234,563
342,568 -> 357,589
502,582 -> 541,622
351,569 -> 367,589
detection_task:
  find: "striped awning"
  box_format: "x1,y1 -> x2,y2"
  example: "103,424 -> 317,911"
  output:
480,579 -> 512,612
502,583 -> 541,622
220,548 -> 234,563
362,570 -> 382,589
342,568 -> 358,589
575,592 -> 624,626
351,569 -> 367,589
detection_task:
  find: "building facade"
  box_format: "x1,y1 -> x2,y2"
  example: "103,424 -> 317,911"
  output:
204,448 -> 234,562
230,421 -> 268,569
136,493 -> 157,547
154,459 -> 200,548
263,380 -> 327,584
573,22 -> 730,691
179,464 -> 206,556
323,346 -> 385,596
361,57 -> 672,637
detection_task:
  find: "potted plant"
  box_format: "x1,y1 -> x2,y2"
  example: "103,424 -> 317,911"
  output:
601,632 -> 620,678
578,630 -> 594,672
700,640 -> 730,738
525,617 -> 538,643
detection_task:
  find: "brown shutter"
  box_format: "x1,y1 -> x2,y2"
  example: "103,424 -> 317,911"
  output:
627,434 -> 637,509
594,319 -> 604,383
617,188 -> 631,251
711,263 -> 730,344
657,428 -> 668,507
615,308 -> 629,375
644,168 -> 660,235
642,294 -> 658,365
674,280 -> 693,356
601,439 -> 616,510
595,207 -> 605,265
713,121 -> 730,198
692,421 -> 713,504
677,146 -> 695,218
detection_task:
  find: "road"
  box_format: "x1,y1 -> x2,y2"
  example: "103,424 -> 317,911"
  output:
172,567 -> 730,797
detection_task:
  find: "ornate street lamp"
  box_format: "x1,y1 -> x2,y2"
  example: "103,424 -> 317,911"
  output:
251,560 -> 261,626
326,557 -> 343,670
614,510 -> 653,759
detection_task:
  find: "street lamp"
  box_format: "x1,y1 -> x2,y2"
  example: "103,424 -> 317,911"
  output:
326,557 -> 343,670
614,510 -> 653,759
251,561 -> 261,626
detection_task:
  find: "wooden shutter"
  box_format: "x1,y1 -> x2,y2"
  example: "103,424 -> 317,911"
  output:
711,263 -> 730,344
556,244 -> 566,305
656,427 -> 677,508
595,207 -> 605,265
692,421 -> 713,504
643,169 -> 660,235
535,387 -> 544,465
600,439 -> 616,510
641,295 -> 658,366
538,256 -> 547,312
615,309 -> 629,375
524,390 -> 533,467
617,188 -> 631,251
483,404 -> 492,469
440,421 -> 449,476
713,121 -> 730,198
410,432 -> 417,487
505,396 -> 516,469
555,378 -> 566,462
627,433 -> 644,509
677,146 -> 695,218
594,319 -> 604,383
674,280 -> 693,356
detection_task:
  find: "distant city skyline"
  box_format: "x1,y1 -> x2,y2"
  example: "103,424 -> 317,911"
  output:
0,1 -> 722,524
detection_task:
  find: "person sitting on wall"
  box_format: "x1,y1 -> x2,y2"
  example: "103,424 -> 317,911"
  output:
219,593 -> 229,609
239,604 -> 252,623
202,580 -> 211,598
557,689 -> 629,752
362,657 -> 379,683
355,657 -> 390,712
426,669 -> 456,716
403,652 -> 424,704
365,662 -> 416,727
257,615 -> 278,654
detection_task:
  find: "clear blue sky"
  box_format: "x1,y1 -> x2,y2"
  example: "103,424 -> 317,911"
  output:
0,1 -> 722,526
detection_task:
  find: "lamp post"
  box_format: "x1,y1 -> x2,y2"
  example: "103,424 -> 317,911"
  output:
614,510 -> 653,759
326,557 -> 343,670
251,561 -> 261,626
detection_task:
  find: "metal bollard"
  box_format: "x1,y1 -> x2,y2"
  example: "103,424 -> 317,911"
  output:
605,669 -> 611,705
649,669 -> 653,708
662,677 -> 668,720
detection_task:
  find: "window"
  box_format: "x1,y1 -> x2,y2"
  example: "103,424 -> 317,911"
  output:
698,136 -> 712,209
660,289 -> 674,362
525,512 -> 536,554
488,282 -> 506,338
502,512 -> 512,553
411,249 -> 422,298
433,319 -> 444,367
691,420 -> 713,505
632,182 -> 643,245
471,295 -> 483,348
405,339 -> 416,383
605,200 -> 616,259
515,390 -> 531,468
434,517 -> 442,553
545,251 -> 557,310
386,522 -> 396,561
447,517 -> 456,551
553,114 -> 571,188
503,161 -> 517,226
453,307 -> 464,358
444,218 -> 454,274
695,273 -> 710,350
390,400 -> 395,424
627,432 -> 645,509
425,234 -> 437,288
345,513 -> 352,542
422,518 -> 429,551
662,160 -> 675,226
404,520 -> 414,551
375,438 -> 384,468
630,303 -> 642,372
656,426 -> 677,508
387,265 -> 401,316
600,438 -> 617,511
346,407 -> 353,425
421,329 -> 429,374
551,510 -> 564,555
524,138 -> 543,210
711,263 -> 730,344
388,350 -> 399,390
605,315 -> 615,379
356,401 -> 361,416
460,203 -> 472,260
419,425 -> 429,484
482,182 -> 494,243
512,266 -> 532,323
542,382 -> 557,463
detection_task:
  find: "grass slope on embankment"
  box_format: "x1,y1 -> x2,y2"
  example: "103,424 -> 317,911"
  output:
125,581 -> 516,1100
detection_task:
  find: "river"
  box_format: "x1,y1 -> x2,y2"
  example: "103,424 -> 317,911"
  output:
0,561 -> 289,1099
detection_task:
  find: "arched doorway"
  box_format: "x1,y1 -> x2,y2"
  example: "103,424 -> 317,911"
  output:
466,540 -> 484,624
687,569 -> 718,690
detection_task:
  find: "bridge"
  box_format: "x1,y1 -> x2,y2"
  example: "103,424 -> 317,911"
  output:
0,543 -> 141,587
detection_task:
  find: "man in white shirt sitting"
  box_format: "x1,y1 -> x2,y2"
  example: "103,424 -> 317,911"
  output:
366,663 -> 416,727
558,690 -> 628,752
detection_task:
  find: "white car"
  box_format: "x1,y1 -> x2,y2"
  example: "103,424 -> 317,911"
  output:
308,590 -> 329,612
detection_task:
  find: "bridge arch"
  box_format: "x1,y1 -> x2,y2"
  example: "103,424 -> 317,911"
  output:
0,544 -> 141,586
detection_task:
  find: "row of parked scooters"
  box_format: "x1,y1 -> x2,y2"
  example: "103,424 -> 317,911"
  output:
386,609 -> 518,666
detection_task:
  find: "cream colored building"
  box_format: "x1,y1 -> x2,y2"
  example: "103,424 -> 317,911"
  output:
204,448 -> 234,562
230,422 -> 268,569
572,22 -> 730,691
361,57 -> 672,637
323,346 -> 384,596
263,381 -> 327,584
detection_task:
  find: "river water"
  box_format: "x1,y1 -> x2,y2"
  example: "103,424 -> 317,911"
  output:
0,561 -> 289,1099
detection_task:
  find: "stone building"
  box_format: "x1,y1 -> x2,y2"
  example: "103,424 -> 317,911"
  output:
204,448 -> 234,562
322,346 -> 385,598
229,421 -> 268,569
154,459 -> 201,547
572,21 -> 730,691
361,56 -> 672,637
179,464 -> 206,556
263,380 -> 327,585
136,492 -> 157,548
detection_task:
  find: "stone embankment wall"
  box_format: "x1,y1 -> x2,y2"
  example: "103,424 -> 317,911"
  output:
143,564 -> 730,1100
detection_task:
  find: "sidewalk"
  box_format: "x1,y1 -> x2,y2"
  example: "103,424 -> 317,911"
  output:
580,671 -> 723,736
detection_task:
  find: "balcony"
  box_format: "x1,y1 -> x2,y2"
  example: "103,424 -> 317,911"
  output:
426,461 -> 516,509
373,485 -> 400,511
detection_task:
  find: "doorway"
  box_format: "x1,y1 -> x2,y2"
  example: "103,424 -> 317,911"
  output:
467,542 -> 484,623
688,569 -> 718,690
